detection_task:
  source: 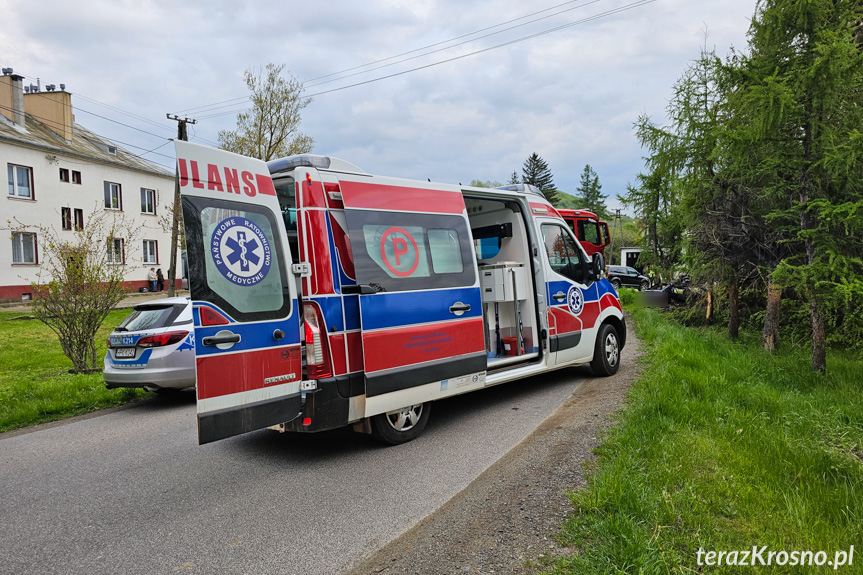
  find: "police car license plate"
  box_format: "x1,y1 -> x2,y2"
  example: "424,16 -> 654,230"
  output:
115,348 -> 136,359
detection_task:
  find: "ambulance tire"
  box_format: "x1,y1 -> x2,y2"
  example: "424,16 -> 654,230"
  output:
590,323 -> 621,376
370,402 -> 431,445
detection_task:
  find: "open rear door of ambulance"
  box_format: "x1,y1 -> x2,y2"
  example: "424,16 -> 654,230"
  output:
175,141 -> 303,444
338,178 -> 487,411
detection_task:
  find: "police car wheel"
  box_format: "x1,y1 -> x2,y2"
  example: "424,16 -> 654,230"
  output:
370,402 -> 431,445
611,278 -> 621,290
591,323 -> 620,376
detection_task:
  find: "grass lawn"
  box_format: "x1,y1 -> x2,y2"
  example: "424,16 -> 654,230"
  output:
0,309 -> 148,433
549,305 -> 863,574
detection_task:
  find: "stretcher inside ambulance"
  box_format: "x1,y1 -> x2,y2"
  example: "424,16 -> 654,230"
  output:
176,142 -> 625,445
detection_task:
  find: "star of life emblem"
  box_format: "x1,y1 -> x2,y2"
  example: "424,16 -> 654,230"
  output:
567,285 -> 584,315
210,216 -> 272,286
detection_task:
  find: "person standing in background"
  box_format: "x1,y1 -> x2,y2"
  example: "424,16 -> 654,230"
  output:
148,268 -> 157,293
156,268 -> 165,292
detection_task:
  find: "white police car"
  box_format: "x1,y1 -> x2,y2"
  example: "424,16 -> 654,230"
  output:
103,297 -> 196,392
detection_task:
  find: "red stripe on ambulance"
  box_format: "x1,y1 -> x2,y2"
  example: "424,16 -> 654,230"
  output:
196,345 -> 302,400
340,181 -> 466,214
362,318 -> 485,373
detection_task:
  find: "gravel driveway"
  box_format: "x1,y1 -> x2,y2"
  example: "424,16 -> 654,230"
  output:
346,314 -> 643,575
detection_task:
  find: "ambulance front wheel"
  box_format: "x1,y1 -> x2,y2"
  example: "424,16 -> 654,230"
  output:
370,402 -> 431,445
591,323 -> 621,376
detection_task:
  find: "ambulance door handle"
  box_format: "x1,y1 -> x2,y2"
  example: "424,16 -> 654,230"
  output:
552,291 -> 566,302
449,302 -> 471,316
202,331 -> 241,349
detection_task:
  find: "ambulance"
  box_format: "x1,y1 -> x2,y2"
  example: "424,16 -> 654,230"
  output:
176,142 -> 625,445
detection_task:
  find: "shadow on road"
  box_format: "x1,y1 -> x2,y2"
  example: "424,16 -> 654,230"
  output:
219,366 -> 593,462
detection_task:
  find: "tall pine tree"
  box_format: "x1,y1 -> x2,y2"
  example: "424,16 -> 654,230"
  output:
573,164 -> 609,218
738,0 -> 863,372
521,153 -> 558,206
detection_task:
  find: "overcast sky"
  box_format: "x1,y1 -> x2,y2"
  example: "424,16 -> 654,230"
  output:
1,0 -> 757,212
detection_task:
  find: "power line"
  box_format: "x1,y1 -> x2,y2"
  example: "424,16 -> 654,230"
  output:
0,102 -> 175,170
174,0 -> 608,116
12,72 -> 221,147
195,0 -> 655,120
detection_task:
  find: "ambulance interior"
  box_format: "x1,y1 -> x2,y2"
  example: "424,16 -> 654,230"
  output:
464,196 -> 540,369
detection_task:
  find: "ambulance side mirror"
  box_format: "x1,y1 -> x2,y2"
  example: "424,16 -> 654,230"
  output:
591,253 -> 605,282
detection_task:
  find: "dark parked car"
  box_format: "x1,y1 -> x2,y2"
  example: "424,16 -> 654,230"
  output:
606,265 -> 650,291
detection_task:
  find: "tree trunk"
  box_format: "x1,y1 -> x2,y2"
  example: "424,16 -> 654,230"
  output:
762,279 -> 781,352
728,280 -> 739,339
811,297 -> 827,373
706,289 -> 713,324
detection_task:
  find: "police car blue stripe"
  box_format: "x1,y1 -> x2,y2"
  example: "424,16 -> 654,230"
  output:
360,287 -> 482,331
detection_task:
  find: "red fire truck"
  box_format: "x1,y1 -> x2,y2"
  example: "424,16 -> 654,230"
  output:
558,209 -> 610,259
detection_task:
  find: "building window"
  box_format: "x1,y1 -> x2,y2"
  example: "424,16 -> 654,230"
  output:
60,168 -> 70,182
107,237 -> 124,264
104,182 -> 122,210
72,171 -> 82,185
141,188 -> 156,214
8,164 -> 33,199
62,207 -> 72,230
142,239 -> 158,264
12,232 -> 37,264
74,208 -> 84,230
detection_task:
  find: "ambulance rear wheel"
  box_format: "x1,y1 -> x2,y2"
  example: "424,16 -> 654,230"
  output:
591,323 -> 620,376
370,402 -> 431,445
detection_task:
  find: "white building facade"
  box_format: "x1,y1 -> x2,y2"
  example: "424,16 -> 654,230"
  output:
1,71 -> 175,301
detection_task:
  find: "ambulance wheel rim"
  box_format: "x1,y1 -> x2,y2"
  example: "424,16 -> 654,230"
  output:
605,332 -> 619,367
386,404 -> 423,432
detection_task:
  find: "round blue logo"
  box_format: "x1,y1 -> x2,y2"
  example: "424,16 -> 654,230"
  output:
567,285 -> 584,315
210,216 -> 272,286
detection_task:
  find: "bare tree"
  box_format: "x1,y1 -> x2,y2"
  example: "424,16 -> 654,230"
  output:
7,207 -> 140,372
218,63 -> 314,161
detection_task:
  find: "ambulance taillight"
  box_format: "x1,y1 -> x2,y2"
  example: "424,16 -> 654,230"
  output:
303,302 -> 332,379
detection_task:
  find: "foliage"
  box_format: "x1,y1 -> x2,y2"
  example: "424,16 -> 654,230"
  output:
469,179 -> 502,188
521,152 -> 559,206
218,63 -> 314,161
0,309 -> 147,432
507,171 -> 520,185
6,208 -> 140,372
734,0 -> 863,371
572,164 -> 609,218
549,307 -> 863,574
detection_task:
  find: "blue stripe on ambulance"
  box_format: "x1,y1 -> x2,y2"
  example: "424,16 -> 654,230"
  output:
360,287 -> 482,331
192,300 -> 301,356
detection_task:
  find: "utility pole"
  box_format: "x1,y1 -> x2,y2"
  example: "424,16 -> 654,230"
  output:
166,114 -> 196,297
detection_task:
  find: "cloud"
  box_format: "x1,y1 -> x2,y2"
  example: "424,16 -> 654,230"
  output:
1,0 -> 756,207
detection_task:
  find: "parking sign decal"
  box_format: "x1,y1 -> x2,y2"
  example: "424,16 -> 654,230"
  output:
211,216 -> 272,286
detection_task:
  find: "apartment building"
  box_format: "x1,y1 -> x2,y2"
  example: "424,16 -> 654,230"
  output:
1,70 -> 175,301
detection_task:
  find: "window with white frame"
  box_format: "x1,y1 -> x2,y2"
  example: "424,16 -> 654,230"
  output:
74,208 -> 84,230
8,164 -> 33,199
140,188 -> 156,214
12,232 -> 37,264
62,207 -> 72,230
142,239 -> 158,264
104,181 -> 122,210
107,237 -> 124,264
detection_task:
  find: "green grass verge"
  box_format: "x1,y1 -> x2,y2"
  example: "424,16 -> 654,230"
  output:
0,309 -> 148,432
549,306 -> 863,574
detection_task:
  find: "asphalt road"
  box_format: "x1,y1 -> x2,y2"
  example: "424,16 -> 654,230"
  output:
0,368 -> 589,575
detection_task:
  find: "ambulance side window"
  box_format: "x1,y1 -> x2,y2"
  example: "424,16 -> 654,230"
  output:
346,211 -> 475,292
542,224 -> 584,285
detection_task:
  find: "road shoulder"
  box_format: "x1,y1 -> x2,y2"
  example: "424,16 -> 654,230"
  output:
345,314 -> 643,574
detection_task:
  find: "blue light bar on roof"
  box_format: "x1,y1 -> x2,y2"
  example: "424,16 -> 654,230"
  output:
267,154 -> 332,175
